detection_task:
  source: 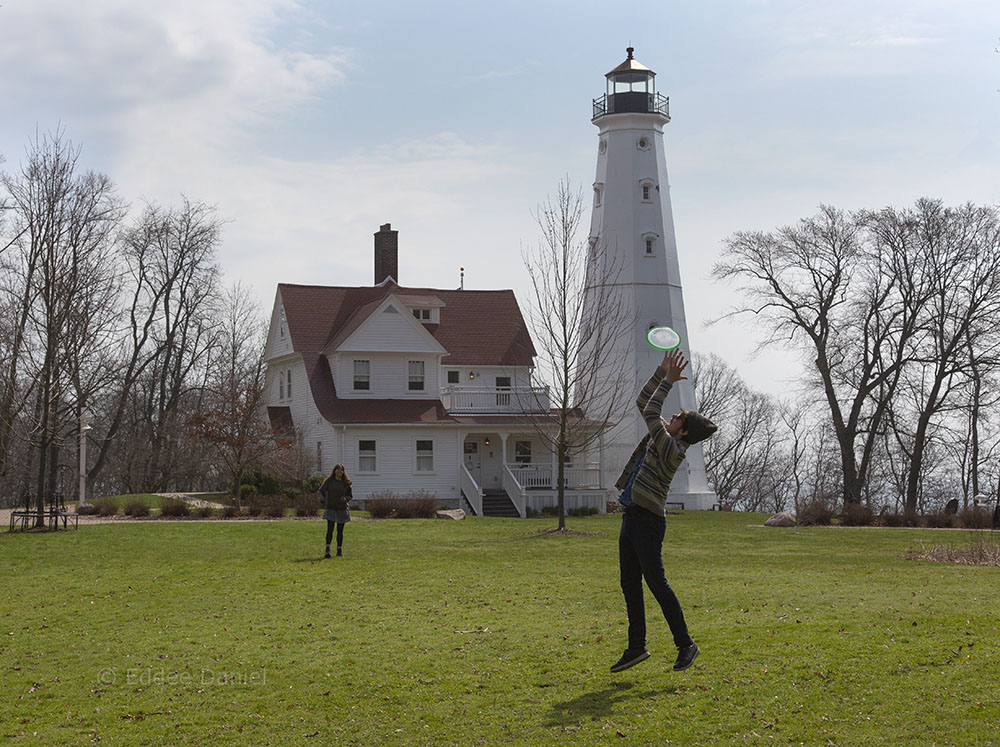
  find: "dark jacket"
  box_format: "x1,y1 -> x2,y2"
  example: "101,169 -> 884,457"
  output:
319,478 -> 352,510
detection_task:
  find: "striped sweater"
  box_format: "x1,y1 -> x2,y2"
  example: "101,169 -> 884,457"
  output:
614,367 -> 687,517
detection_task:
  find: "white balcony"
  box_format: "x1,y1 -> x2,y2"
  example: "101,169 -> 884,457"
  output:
441,385 -> 550,415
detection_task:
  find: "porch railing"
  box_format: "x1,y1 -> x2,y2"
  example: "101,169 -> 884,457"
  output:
506,464 -> 602,490
460,464 -> 483,516
502,464 -> 526,518
440,386 -> 550,414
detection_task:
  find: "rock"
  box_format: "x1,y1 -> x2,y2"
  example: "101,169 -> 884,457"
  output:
764,511 -> 796,527
436,509 -> 466,520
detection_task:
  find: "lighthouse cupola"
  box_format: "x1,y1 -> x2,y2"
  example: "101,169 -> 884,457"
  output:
593,46 -> 670,120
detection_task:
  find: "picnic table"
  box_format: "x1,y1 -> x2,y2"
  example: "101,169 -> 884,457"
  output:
8,493 -> 79,531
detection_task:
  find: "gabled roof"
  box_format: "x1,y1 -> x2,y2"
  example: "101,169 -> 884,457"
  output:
277,282 -> 536,366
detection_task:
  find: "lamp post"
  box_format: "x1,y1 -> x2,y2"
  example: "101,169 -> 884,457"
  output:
79,414 -> 92,507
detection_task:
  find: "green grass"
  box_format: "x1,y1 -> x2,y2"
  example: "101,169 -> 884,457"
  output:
2,514 -> 998,745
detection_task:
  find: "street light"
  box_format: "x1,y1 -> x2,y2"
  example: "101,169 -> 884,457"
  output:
79,414 -> 92,506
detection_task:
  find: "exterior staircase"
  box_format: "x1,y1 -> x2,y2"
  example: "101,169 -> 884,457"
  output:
482,489 -> 519,518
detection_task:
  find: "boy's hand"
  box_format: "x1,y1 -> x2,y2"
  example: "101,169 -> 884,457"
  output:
659,348 -> 688,383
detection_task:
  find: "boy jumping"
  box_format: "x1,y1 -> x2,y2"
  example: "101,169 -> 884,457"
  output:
611,347 -> 717,674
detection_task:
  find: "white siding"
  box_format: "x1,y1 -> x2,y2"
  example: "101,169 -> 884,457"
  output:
332,352 -> 441,399
339,301 -> 445,354
263,292 -> 294,362
340,428 -> 462,504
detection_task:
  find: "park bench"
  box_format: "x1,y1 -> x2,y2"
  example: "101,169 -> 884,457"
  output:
665,501 -> 685,512
7,493 -> 78,531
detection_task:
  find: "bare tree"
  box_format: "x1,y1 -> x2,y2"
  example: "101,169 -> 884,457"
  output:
0,130 -> 124,524
880,201 -> 1000,514
714,205 -> 929,507
187,282 -> 272,505
691,352 -> 789,511
520,179 -> 632,529
85,198 -> 222,495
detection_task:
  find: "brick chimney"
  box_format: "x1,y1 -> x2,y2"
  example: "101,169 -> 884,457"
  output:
374,223 -> 398,285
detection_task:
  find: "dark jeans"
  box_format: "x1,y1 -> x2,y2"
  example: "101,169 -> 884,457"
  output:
619,505 -> 692,650
325,521 -> 345,547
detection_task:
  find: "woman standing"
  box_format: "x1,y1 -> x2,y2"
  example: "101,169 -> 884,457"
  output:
319,464 -> 352,558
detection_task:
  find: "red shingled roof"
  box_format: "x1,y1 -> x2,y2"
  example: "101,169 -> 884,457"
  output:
278,282 -> 536,365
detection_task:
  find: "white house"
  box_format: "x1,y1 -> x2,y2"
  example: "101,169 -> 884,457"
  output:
263,224 -> 608,517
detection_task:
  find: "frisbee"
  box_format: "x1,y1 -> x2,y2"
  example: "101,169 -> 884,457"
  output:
646,326 -> 681,351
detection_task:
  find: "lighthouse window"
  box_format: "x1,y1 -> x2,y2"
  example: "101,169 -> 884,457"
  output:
645,239 -> 654,255
642,185 -> 650,200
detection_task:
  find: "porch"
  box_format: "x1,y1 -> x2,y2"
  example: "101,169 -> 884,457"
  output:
459,430 -> 607,518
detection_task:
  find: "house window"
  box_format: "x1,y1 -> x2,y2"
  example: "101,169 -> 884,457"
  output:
447,370 -> 459,384
412,308 -> 431,321
416,440 -> 434,472
279,372 -> 285,400
354,360 -> 370,391
408,360 -> 425,391
358,440 -> 377,473
279,307 -> 287,338
285,370 -> 292,398
515,441 -> 531,465
316,442 -> 322,472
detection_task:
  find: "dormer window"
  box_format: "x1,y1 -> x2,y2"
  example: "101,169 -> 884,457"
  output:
412,308 -> 431,321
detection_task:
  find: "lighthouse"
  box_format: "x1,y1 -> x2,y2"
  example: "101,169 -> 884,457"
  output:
584,47 -> 717,510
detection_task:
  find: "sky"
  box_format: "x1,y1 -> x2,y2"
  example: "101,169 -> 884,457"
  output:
1,0 -> 998,398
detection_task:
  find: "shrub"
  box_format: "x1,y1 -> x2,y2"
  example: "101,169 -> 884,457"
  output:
540,505 -> 560,517
93,497 -> 118,516
884,511 -> 918,527
240,468 -> 282,496
959,507 -> 992,529
77,503 -> 99,516
568,506 -> 599,517
123,501 -> 150,517
244,502 -> 263,517
798,500 -> 834,526
840,503 -> 874,527
282,487 -> 303,502
222,504 -> 240,518
239,484 -> 257,501
195,505 -> 214,518
295,492 -> 321,517
924,511 -> 958,529
160,499 -> 191,517
366,490 -> 439,519
250,494 -> 288,518
303,474 -> 326,493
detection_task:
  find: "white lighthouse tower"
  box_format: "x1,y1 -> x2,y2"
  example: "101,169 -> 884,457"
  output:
585,47 -> 717,510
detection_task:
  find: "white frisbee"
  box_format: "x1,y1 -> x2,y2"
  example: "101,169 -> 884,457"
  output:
646,326 -> 681,351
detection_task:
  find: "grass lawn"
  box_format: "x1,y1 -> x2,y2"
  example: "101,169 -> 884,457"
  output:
2,513 -> 998,745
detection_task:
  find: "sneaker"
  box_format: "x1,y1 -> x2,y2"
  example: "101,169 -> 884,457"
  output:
324,548 -> 331,559
610,648 -> 650,673
336,547 -> 343,557
673,642 -> 699,671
